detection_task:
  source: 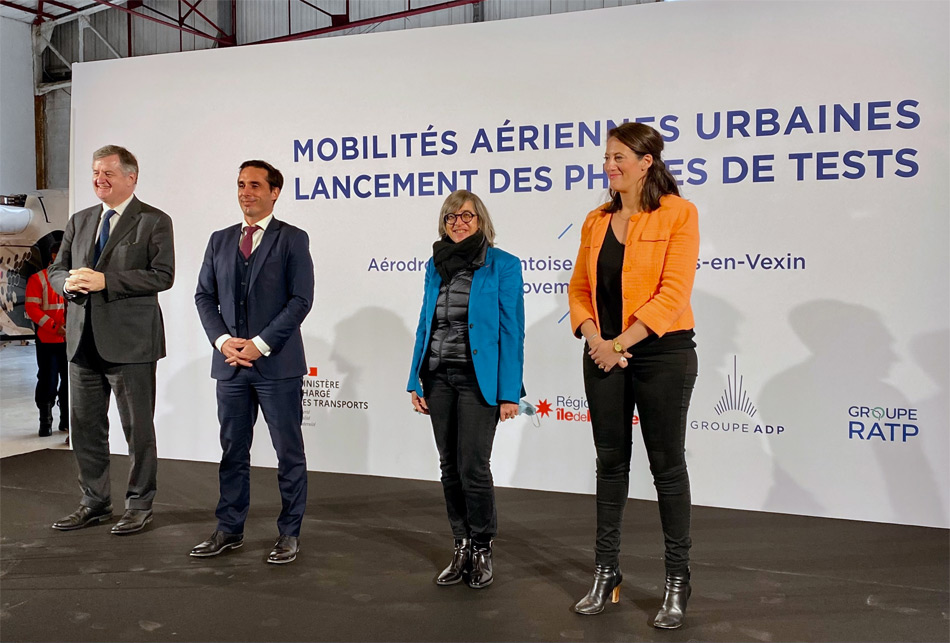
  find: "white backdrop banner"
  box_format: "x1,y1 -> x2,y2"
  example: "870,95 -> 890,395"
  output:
69,1 -> 949,528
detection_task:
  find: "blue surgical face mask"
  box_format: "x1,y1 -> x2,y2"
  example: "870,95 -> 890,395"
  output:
518,399 -> 541,428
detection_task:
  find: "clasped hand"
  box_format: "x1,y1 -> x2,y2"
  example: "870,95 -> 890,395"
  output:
222,337 -> 262,368
65,267 -> 105,293
588,337 -> 631,372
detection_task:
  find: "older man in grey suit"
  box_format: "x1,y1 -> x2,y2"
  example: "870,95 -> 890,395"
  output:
48,145 -> 174,535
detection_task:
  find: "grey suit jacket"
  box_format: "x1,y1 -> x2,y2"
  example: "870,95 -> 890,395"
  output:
48,196 -> 175,363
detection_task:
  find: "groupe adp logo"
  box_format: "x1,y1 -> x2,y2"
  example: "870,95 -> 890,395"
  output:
847,405 -> 919,443
690,356 -> 785,436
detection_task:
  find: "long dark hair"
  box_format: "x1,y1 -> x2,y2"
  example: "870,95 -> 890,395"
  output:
604,122 -> 679,214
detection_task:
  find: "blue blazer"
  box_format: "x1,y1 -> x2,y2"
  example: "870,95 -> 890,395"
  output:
407,246 -> 525,406
195,217 -> 314,381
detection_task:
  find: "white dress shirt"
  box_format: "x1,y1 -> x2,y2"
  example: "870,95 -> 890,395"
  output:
95,193 -> 136,242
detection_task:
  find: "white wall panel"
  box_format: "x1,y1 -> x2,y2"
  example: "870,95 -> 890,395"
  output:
0,17 -> 36,192
68,1 -> 949,528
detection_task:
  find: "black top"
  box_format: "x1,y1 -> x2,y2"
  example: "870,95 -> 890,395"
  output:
596,224 -> 625,340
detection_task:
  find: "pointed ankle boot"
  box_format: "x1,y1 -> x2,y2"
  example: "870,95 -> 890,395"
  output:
436,538 -> 471,585
573,564 -> 622,615
653,571 -> 691,629
467,540 -> 493,588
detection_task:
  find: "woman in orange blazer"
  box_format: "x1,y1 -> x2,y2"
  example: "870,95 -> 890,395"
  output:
568,123 -> 699,628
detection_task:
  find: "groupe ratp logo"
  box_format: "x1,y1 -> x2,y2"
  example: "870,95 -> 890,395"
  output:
690,356 -> 785,436
848,405 -> 919,443
300,366 -> 369,416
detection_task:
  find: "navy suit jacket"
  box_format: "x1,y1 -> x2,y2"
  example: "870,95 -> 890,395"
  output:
407,246 -> 525,406
195,217 -> 313,380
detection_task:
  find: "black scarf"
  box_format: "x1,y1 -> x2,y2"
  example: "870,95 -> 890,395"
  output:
432,230 -> 487,283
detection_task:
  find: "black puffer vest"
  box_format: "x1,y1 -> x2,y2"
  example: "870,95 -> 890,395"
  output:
427,242 -> 488,371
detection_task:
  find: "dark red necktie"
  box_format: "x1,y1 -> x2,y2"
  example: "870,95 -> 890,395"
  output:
240,225 -> 260,259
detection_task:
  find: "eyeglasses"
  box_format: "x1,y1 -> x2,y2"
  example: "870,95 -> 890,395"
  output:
443,211 -> 477,225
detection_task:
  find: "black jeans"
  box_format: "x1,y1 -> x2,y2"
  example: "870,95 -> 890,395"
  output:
583,344 -> 697,574
424,366 -> 499,542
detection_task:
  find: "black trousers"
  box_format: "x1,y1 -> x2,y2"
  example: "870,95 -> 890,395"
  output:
424,366 -> 499,542
583,345 -> 697,574
35,339 -> 67,420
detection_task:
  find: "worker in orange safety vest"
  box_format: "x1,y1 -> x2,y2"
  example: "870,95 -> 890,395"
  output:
24,242 -> 68,437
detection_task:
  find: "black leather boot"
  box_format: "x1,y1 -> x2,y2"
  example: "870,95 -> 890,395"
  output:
38,404 -> 53,437
573,564 -> 622,615
467,540 -> 493,588
653,570 -> 691,629
436,538 -> 471,585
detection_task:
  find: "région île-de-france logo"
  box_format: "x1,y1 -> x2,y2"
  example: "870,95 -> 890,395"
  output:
534,396 -> 590,422
536,399 -> 552,417
533,397 -> 640,425
690,356 -> 785,436
534,397 -> 589,422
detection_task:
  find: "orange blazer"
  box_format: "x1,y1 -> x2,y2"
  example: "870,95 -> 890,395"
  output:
568,194 -> 699,339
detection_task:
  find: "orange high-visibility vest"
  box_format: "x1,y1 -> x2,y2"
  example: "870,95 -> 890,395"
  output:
25,268 -> 66,344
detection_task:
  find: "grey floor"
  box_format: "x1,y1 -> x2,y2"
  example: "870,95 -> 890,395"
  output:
1,340 -> 948,643
0,340 -> 70,458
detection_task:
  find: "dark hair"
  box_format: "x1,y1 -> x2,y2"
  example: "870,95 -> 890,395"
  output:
50,242 -> 61,254
93,145 -> 138,175
239,160 -> 284,191
604,122 -> 679,214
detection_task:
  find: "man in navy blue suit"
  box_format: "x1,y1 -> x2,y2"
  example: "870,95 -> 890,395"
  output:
192,160 -> 314,564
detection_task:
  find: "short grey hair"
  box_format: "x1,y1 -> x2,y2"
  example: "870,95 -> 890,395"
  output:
92,145 -> 138,176
437,190 -> 496,246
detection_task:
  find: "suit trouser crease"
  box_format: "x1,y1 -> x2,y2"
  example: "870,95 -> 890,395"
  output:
583,347 -> 697,574
215,368 -> 307,537
424,367 -> 499,541
69,355 -> 157,511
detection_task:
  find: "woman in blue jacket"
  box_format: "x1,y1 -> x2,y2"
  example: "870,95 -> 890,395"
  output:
407,189 -> 525,589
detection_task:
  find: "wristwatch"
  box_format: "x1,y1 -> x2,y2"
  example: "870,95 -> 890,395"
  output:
613,340 -> 624,354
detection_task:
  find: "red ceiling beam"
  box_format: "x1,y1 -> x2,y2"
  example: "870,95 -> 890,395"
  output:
249,0 -> 482,45
0,0 -> 57,21
42,0 -> 79,11
87,0 -> 235,46
179,0 -> 230,38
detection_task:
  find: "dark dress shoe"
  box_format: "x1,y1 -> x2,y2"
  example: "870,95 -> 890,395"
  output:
436,538 -> 471,585
574,563 -> 623,615
190,530 -> 244,557
266,535 -> 299,564
653,571 -> 691,629
52,505 -> 113,531
111,509 -> 153,535
467,541 -> 493,588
